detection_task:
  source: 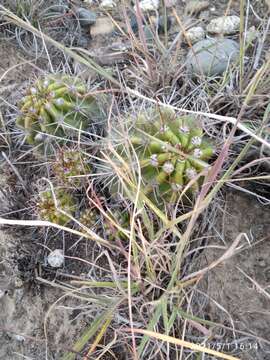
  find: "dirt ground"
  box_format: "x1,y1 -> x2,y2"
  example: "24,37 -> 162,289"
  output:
0,1 -> 270,359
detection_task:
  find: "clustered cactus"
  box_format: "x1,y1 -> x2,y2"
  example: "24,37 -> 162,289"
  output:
52,148 -> 90,186
37,188 -> 76,225
79,208 -> 129,241
16,74 -> 102,146
107,108 -> 214,205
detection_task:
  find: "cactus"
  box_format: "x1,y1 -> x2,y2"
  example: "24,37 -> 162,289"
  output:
79,208 -> 129,241
106,108 -> 214,205
16,74 -> 102,146
52,148 -> 91,186
37,188 -> 76,225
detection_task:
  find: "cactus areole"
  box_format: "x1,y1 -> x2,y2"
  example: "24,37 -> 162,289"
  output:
108,108 -> 214,205
16,74 -> 102,146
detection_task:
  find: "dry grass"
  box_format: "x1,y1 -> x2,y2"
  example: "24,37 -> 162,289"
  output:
0,1 -> 269,359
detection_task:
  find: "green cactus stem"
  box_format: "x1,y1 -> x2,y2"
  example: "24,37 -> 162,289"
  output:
37,188 -> 76,225
16,74 -> 102,147
106,108 -> 214,205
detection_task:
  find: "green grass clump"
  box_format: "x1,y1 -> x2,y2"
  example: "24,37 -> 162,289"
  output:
108,108 -> 214,205
37,188 -> 76,225
16,74 -> 102,146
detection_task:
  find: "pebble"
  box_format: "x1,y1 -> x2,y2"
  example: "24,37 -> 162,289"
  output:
47,249 -> 65,268
186,38 -> 239,77
185,0 -> 209,15
13,335 -> 25,342
91,17 -> 114,36
76,7 -> 97,27
207,15 -> 240,35
100,0 -> 117,9
184,26 -> 205,44
0,289 -> 5,299
136,0 -> 159,12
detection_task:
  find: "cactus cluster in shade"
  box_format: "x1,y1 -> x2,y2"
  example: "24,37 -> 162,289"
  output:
37,188 -> 76,225
79,208 -> 129,241
52,148 -> 90,186
107,108 -> 214,205
16,74 -> 102,146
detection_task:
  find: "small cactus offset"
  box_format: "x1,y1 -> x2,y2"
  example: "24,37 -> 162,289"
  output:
106,108 -> 214,205
37,188 -> 76,225
79,208 -> 129,241
52,148 -> 91,186
16,74 -> 102,146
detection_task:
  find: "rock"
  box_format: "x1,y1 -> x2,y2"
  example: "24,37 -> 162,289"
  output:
185,0 -> 209,16
91,17 -> 114,36
186,38 -> 239,77
207,15 -> 240,35
100,0 -> 117,9
157,15 -> 172,34
47,249 -> 65,268
0,289 -> 5,299
76,8 -> 97,27
184,26 -> 205,44
135,0 -> 159,12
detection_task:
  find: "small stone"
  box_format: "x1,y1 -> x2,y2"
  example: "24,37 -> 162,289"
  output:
186,38 -> 239,77
185,0 -> 209,16
207,15 -> 240,35
76,8 -> 97,27
135,0 -> 159,12
13,335 -> 25,342
91,17 -> 114,36
14,277 -> 23,288
100,0 -> 117,9
47,249 -> 65,268
0,289 -> 5,299
184,26 -> 205,44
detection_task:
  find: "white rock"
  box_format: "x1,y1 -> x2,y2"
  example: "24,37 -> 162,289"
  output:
100,0 -> 117,9
14,334 -> 25,342
0,289 -> 5,299
47,249 -> 65,268
135,0 -> 159,12
207,15 -> 240,35
184,26 -> 205,44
